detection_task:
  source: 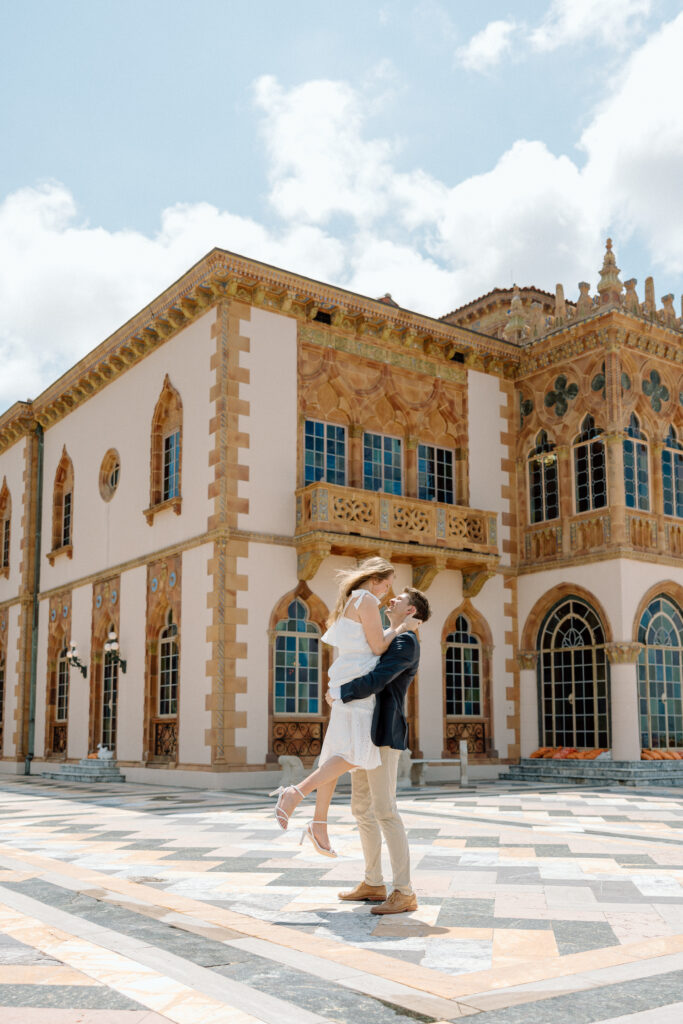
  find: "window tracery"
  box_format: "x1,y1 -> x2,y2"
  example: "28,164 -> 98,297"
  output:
623,414 -> 650,511
638,596 -> 683,750
50,448 -> 74,558
662,426 -> 683,518
527,431 -> 559,524
573,415 -> 607,513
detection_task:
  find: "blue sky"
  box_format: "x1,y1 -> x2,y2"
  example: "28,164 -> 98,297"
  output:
2,0 -> 683,409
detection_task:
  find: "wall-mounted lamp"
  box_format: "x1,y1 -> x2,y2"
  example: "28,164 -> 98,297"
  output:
66,642 -> 87,679
104,629 -> 127,674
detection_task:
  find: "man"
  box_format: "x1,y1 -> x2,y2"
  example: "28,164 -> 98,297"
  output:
332,586 -> 431,915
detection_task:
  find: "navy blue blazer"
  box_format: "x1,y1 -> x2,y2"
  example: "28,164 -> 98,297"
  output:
339,632 -> 420,750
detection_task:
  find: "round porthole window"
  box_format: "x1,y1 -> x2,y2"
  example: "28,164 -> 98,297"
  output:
99,449 -> 121,502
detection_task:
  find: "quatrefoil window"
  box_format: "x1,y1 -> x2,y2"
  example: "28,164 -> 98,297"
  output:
544,375 -> 578,417
643,369 -> 669,412
590,362 -> 631,400
519,394 -> 533,427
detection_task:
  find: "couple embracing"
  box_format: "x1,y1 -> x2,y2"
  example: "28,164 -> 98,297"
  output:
272,558 -> 430,916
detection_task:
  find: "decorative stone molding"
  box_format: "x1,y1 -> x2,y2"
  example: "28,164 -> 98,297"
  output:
605,642 -> 643,664
517,650 -> 538,670
462,568 -> 497,598
296,541 -> 331,582
412,556 -> 447,591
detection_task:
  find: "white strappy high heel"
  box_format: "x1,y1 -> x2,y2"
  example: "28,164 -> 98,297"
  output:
300,820 -> 337,858
269,784 -> 305,831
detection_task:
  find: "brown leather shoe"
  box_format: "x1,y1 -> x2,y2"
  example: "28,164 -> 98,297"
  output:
370,889 -> 418,915
338,882 -> 387,902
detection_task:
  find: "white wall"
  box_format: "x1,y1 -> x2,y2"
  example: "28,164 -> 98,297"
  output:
40,310 -> 216,592
238,309 -> 298,537
0,437 -> 27,604
179,542 -> 212,765
418,569 -> 462,757
467,370 -> 509,566
34,599 -> 49,758
67,583 -> 92,759
518,559 -> 683,646
1,603 -> 20,758
236,542 -> 298,762
117,565 -> 146,762
472,573 -> 513,757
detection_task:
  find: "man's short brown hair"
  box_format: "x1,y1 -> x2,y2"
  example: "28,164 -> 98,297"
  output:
404,587 -> 431,623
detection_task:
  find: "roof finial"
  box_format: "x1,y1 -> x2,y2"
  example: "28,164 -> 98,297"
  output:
597,237 -> 623,306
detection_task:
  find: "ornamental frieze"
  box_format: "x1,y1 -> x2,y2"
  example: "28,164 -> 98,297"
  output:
300,324 -> 467,383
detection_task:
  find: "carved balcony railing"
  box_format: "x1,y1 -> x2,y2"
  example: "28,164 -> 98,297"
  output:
626,510 -> 658,551
524,522 -> 561,562
570,512 -> 611,553
295,483 -> 497,555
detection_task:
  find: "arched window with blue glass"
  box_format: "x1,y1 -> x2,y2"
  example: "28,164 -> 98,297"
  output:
273,599 -> 321,715
623,414 -> 649,511
637,596 -> 683,750
573,415 -> 607,513
527,431 -> 559,524
661,426 -> 683,518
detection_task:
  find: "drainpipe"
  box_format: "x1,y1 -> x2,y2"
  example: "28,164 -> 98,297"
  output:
25,423 -> 44,775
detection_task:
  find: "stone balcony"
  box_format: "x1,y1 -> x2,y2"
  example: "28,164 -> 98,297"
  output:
295,482 -> 499,593
522,506 -> 683,567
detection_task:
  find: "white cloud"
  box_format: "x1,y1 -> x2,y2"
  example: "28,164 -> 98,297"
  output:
581,12 -> 683,272
3,11 -> 683,411
457,20 -> 516,71
532,0 -> 652,52
458,0 -> 652,72
0,183 -> 344,409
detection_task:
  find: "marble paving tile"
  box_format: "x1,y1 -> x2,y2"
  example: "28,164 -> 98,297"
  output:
2,777 -> 683,1022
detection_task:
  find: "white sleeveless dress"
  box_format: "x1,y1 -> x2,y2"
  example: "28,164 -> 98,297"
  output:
318,589 -> 382,771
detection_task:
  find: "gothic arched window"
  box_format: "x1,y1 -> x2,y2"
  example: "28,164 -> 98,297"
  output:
0,479 -> 10,575
573,415 -> 607,513
539,597 -> 609,748
623,414 -> 649,511
0,654 -> 5,752
159,611 -> 179,719
56,646 -> 69,726
147,376 -> 183,521
638,596 -> 683,750
273,599 -> 321,715
662,426 -> 683,518
528,431 -> 559,524
445,616 -> 481,717
102,625 -> 119,751
51,449 -> 74,554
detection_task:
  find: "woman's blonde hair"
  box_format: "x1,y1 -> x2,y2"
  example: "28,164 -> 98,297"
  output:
328,557 -> 394,625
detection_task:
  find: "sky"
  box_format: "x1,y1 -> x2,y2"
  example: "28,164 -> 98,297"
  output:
2,0 -> 683,411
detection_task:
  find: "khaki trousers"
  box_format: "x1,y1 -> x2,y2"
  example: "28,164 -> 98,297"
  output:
350,745 -> 412,895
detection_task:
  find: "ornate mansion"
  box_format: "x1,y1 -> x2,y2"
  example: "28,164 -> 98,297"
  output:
0,240 -> 682,786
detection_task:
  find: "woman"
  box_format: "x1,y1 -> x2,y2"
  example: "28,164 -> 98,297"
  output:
271,557 -> 412,856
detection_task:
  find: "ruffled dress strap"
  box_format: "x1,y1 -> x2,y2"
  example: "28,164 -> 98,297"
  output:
346,588 -> 380,611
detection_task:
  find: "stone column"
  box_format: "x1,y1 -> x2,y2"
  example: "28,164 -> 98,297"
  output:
605,431 -> 626,546
349,424 -> 363,488
556,447 -> 572,557
405,436 -> 419,498
517,651 -> 539,756
606,643 -> 643,761
651,441 -> 666,553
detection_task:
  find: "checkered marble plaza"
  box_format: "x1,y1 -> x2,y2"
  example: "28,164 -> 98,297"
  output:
0,777 -> 682,1023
